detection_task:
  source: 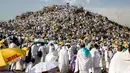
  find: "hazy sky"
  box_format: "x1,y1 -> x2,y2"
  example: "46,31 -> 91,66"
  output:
0,0 -> 130,27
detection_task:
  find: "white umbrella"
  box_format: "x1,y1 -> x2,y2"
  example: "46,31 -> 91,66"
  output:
32,61 -> 58,72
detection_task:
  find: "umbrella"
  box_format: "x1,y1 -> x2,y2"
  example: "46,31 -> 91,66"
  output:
0,48 -> 26,67
58,42 -> 64,45
22,47 -> 29,55
123,43 -> 129,48
34,38 -> 48,44
32,61 -> 58,72
0,39 -> 6,44
0,44 -> 3,47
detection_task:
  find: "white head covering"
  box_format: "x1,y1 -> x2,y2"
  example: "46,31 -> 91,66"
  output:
49,45 -> 55,53
48,40 -> 55,45
31,44 -> 38,57
62,46 -> 67,50
9,43 -> 18,48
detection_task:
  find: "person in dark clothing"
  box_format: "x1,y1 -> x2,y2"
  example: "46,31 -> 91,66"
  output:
25,47 -> 32,63
12,36 -> 20,46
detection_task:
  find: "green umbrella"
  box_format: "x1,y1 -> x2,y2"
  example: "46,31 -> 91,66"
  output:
34,39 -> 48,44
122,47 -> 127,52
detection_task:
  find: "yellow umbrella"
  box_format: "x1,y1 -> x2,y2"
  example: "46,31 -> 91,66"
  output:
0,39 -> 6,44
0,44 -> 3,47
22,47 -> 29,55
123,43 -> 129,48
0,48 -> 26,67
44,37 -> 48,40
58,42 -> 64,45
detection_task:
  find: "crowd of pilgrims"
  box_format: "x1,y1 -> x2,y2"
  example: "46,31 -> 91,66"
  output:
0,35 -> 130,73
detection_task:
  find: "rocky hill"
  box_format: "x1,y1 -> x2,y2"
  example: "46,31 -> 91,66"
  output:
0,3 -> 130,44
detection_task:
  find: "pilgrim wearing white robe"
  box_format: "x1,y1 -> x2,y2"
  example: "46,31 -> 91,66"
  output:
111,50 -> 130,73
91,48 -> 102,73
58,46 -> 69,73
38,46 -> 46,62
75,48 -> 92,73
49,45 -> 55,53
25,62 -> 34,73
9,43 -> 18,48
45,49 -> 58,73
31,44 -> 39,64
57,45 -> 62,56
54,43 -> 59,50
11,58 -> 24,71
45,50 -> 58,62
109,51 -> 122,73
105,50 -> 113,68
10,61 -> 17,71
31,44 -> 38,58
68,46 -> 74,61
124,65 -> 130,73
99,48 -> 104,68
45,44 -> 58,62
45,50 -> 58,73
44,44 -> 49,54
9,43 -> 19,71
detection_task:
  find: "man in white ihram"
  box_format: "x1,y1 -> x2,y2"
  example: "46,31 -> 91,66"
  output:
58,46 -> 69,73
75,43 -> 92,73
38,43 -> 46,62
45,44 -> 58,73
91,44 -> 102,73
109,45 -> 122,73
109,44 -> 130,73
31,44 -> 39,64
45,43 -> 58,62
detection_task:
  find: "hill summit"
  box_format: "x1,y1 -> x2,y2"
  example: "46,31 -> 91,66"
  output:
0,3 -> 130,44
